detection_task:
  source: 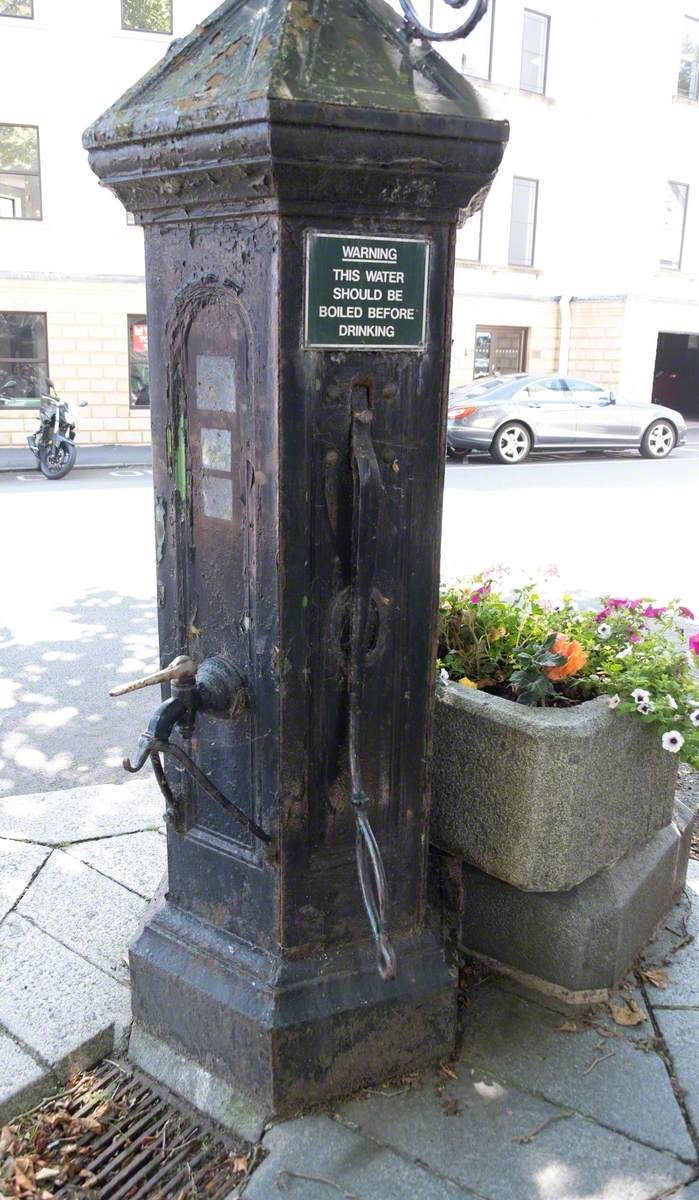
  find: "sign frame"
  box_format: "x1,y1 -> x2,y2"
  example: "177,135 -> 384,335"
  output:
304,231 -> 430,352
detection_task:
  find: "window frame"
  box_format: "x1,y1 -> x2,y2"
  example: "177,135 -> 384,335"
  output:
660,180 -> 689,271
677,13 -> 699,101
0,122 -> 42,221
0,1 -> 34,18
461,0 -> 496,82
127,313 -> 150,410
0,310 -> 49,409
121,0 -> 173,34
520,8 -> 550,96
508,176 -> 539,268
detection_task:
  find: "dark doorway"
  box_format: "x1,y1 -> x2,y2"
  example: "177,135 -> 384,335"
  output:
474,325 -> 528,377
653,331 -> 699,419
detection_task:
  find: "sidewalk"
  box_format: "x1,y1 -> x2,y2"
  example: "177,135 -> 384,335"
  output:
0,443 -> 152,472
1,775 -> 698,1199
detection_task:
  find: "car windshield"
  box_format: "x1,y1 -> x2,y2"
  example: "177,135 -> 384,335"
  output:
448,378 -> 504,406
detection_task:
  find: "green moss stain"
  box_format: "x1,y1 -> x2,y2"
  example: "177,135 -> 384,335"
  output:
175,412 -> 187,498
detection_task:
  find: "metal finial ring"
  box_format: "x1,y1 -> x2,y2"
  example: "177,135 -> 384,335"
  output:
399,0 -> 488,42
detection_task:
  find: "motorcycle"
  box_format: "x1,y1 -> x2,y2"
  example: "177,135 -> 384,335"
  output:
26,382 -> 88,480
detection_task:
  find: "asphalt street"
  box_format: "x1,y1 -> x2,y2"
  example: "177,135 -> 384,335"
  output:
1,432 -> 697,796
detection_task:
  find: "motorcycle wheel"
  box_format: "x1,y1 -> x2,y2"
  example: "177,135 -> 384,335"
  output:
39,441 -> 77,480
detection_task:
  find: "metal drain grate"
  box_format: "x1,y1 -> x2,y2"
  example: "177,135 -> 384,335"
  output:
4,1059 -> 250,1199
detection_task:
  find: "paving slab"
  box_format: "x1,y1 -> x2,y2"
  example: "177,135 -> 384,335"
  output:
0,1032 -> 53,1126
653,1008 -> 699,1136
457,980 -> 695,1159
641,859 -> 699,1008
0,838 -> 50,919
0,777 -> 163,846
0,914 -> 130,1086
16,849 -> 147,982
334,1065 -> 691,1200
242,1114 -> 478,1199
65,830 -> 166,899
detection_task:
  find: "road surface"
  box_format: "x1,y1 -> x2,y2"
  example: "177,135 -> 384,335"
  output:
1,435 -> 697,796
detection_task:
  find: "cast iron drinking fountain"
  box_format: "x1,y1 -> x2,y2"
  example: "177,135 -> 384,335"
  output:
84,0 -> 508,1136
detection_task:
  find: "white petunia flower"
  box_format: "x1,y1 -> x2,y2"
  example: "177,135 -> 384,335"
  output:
662,730 -> 685,753
666,695 -> 679,711
631,688 -> 651,704
608,694 -> 620,709
616,645 -> 633,660
439,668 -> 449,684
637,700 -> 655,715
598,623 -> 612,640
690,709 -> 699,727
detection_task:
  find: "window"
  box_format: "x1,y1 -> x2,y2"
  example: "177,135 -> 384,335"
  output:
678,15 -> 699,99
508,177 -> 538,267
121,0 -> 172,33
128,315 -> 150,408
564,379 -> 608,400
461,0 -> 495,80
474,326 -> 528,375
459,209 -> 483,262
0,312 -> 48,408
520,9 -> 549,94
126,211 -> 136,225
521,377 -> 569,400
0,1 -> 33,16
0,124 -> 41,220
660,181 -> 689,270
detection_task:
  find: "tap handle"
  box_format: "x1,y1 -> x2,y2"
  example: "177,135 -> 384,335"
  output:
109,654 -> 197,698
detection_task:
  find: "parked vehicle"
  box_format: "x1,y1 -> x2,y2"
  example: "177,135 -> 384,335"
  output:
25,382 -> 88,479
446,373 -> 687,464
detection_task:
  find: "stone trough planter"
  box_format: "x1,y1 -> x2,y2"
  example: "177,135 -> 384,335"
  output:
431,682 -> 678,892
429,680 -> 692,999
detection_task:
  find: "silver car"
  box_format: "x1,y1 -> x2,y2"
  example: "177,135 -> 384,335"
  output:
446,374 -> 687,464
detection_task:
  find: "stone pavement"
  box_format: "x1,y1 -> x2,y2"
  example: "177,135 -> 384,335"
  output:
1,776 -> 699,1199
0,776 -> 165,1124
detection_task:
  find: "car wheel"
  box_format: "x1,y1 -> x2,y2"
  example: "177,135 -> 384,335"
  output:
640,419 -> 676,459
491,422 -> 531,465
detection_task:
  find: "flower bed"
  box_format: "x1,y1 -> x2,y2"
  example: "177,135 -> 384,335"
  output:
437,577 -> 699,769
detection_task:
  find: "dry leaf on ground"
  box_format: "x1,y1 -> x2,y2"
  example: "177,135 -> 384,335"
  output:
556,1021 -> 577,1033
608,999 -> 646,1027
642,969 -> 668,990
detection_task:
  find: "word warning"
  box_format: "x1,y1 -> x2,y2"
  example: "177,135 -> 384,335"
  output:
305,232 -> 429,350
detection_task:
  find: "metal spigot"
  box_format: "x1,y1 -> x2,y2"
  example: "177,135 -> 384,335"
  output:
109,655 -> 197,697
110,653 -> 271,849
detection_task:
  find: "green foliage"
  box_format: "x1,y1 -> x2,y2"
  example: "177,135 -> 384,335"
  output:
121,0 -> 172,33
437,576 -> 699,767
509,633 -> 566,706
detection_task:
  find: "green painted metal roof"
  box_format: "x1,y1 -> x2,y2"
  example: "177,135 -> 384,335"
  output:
85,0 -> 487,146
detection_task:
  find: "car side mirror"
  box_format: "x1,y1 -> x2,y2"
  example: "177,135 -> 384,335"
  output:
608,392 -> 616,405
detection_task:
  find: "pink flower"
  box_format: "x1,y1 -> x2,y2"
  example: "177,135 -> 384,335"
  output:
469,584 -> 491,604
643,605 -> 668,619
627,600 -> 641,610
690,633 -> 699,657
608,598 -> 628,608
629,633 -> 641,643
679,606 -> 695,620
595,608 -> 612,622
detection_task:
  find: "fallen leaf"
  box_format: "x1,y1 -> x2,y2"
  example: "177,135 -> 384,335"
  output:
35,1167 -> 60,1182
439,1064 -> 458,1080
642,969 -> 668,990
441,1097 -> 460,1116
14,1165 -> 34,1191
556,1021 -> 577,1033
608,999 -> 646,1027
233,1155 -> 250,1173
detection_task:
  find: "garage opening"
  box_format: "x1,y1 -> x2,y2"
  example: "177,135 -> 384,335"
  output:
653,331 -> 699,420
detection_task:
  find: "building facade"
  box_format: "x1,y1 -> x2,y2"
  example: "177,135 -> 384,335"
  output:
0,0 -> 211,447
2,0 -> 699,447
441,0 -> 699,420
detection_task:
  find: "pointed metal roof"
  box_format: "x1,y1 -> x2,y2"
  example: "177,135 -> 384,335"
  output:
84,0 -> 487,148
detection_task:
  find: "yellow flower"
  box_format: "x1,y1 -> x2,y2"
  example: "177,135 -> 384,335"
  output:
487,626 -> 507,642
458,676 -> 477,689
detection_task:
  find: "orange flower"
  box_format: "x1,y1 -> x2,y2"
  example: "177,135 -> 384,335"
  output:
546,635 -> 588,681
